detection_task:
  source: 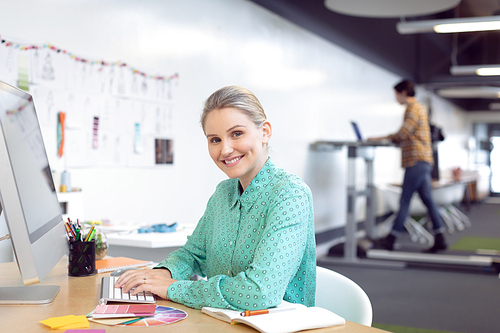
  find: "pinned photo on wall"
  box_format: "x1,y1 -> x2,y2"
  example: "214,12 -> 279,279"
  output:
18,53 -> 30,92
41,52 -> 55,81
92,116 -> 99,149
134,123 -> 143,154
57,111 -> 66,158
0,42 -> 18,86
155,139 -> 173,164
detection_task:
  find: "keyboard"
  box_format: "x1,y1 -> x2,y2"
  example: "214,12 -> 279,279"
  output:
99,276 -> 156,305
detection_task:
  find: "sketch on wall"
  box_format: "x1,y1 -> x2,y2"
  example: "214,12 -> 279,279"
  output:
0,38 -> 179,170
155,139 -> 174,165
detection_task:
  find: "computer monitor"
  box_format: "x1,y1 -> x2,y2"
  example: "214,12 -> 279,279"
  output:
0,81 -> 67,304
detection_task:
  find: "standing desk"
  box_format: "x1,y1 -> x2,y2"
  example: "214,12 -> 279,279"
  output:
0,258 -> 387,333
310,141 -> 404,269
311,141 -> 500,272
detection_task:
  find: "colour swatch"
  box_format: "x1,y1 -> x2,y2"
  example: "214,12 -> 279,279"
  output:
118,306 -> 188,327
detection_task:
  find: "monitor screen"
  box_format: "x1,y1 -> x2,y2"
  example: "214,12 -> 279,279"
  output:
0,81 -> 66,304
350,121 -> 363,141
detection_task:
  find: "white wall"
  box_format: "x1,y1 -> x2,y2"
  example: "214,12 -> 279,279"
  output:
429,93 -> 471,175
0,0 -> 471,253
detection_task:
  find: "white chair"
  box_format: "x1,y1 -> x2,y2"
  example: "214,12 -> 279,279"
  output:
315,266 -> 373,326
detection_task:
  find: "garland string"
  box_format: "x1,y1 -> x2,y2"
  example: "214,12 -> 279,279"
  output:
0,35 -> 178,82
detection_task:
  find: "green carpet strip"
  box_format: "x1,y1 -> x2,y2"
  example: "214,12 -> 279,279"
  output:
373,323 -> 463,333
449,237 -> 500,252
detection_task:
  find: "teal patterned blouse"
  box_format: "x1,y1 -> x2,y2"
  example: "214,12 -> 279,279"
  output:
156,158 -> 316,310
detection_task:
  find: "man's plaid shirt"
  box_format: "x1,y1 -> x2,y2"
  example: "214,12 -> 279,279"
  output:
388,101 -> 434,168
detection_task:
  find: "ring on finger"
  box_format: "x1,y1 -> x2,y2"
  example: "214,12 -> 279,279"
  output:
143,277 -> 147,284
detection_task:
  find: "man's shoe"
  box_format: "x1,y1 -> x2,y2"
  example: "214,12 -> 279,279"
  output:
423,232 -> 447,253
375,234 -> 396,251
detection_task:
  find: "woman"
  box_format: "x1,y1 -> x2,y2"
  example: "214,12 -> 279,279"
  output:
369,79 -> 447,253
116,85 -> 316,310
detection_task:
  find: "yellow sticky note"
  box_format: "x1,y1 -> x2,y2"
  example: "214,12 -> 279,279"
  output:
59,322 -> 90,330
40,315 -> 89,329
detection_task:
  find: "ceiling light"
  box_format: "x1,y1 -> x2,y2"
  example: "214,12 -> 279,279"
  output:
476,68 -> 500,76
437,87 -> 500,99
397,16 -> 500,34
450,65 -> 500,76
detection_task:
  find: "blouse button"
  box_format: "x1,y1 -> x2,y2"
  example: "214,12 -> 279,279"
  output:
230,241 -> 233,246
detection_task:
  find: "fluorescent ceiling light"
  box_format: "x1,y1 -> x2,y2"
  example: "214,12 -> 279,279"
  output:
397,16 -> 500,34
450,65 -> 500,76
437,87 -> 500,99
476,68 -> 500,76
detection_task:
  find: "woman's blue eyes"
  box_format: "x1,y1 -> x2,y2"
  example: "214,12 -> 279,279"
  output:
209,132 -> 243,143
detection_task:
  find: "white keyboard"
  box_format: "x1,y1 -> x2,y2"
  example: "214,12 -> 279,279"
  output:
99,276 -> 156,305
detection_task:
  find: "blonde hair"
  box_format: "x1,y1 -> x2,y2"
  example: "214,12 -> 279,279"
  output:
201,86 -> 267,132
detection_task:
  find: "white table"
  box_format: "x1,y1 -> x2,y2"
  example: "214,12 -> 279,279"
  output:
103,227 -> 194,262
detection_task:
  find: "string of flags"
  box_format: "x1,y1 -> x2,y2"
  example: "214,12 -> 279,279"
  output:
0,35 -> 179,82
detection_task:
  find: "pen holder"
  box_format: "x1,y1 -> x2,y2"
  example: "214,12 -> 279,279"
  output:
68,240 -> 96,277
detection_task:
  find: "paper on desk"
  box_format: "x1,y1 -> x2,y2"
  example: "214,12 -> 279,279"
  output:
40,315 -> 89,329
88,316 -> 144,326
86,308 -> 145,326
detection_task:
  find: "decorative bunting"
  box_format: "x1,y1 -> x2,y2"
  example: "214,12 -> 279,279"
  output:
0,35 -> 179,82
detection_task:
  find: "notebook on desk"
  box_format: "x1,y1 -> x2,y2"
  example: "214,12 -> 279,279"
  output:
202,301 -> 345,333
95,257 -> 153,273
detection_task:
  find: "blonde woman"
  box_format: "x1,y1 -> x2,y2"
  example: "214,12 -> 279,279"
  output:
116,86 -> 316,310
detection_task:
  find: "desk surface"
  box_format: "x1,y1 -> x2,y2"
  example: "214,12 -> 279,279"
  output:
311,140 -> 392,148
0,258 -> 386,333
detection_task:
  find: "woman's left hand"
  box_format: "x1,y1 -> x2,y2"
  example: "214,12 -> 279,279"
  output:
114,267 -> 177,300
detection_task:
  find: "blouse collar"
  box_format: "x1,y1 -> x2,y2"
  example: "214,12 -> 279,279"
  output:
229,158 -> 278,212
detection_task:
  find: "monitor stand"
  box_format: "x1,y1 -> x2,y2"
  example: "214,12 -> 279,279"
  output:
0,285 -> 60,304
0,205 -> 60,304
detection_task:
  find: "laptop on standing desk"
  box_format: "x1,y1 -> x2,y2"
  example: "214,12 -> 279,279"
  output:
350,121 -> 391,146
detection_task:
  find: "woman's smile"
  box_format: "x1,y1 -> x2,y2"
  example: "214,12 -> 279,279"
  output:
222,155 -> 243,165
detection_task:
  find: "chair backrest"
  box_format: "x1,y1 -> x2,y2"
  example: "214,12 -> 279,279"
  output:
315,266 -> 373,326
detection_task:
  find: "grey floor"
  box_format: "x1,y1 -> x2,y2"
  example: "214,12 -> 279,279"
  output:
318,202 -> 500,333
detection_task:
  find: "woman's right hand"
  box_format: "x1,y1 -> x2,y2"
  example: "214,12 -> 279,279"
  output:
114,267 -> 175,300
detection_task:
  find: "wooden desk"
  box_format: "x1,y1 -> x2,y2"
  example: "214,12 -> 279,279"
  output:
0,258 -> 386,333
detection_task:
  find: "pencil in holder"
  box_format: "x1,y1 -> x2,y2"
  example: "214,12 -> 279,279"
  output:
68,240 -> 96,276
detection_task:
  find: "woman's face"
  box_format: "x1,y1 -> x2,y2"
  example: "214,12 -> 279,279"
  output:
204,107 -> 271,190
